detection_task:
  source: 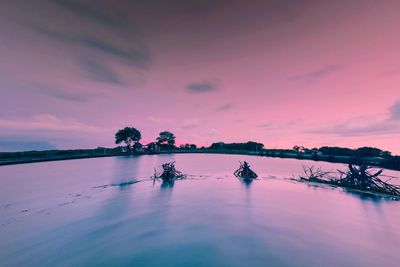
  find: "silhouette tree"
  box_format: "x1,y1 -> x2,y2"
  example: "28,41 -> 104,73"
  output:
115,127 -> 141,151
156,131 -> 176,147
209,141 -> 263,151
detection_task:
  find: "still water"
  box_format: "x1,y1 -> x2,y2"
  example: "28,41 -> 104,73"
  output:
1,154 -> 399,267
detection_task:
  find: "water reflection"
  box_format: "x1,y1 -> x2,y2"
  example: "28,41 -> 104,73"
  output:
161,180 -> 175,190
343,189 -> 386,203
240,178 -> 253,188
1,154 -> 400,267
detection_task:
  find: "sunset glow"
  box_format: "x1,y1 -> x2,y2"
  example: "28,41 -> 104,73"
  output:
1,0 -> 400,152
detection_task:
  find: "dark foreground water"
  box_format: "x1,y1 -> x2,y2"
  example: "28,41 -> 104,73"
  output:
1,154 -> 400,267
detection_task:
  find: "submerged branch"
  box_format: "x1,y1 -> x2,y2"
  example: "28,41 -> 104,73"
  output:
300,164 -> 400,197
234,161 -> 258,180
152,161 -> 185,182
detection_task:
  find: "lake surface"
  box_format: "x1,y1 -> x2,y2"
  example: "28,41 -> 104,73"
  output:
1,154 -> 400,267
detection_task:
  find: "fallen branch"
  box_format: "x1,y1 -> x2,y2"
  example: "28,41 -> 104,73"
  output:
335,164 -> 400,196
152,161 -> 185,182
234,161 -> 258,180
300,164 -> 400,197
300,165 -> 334,183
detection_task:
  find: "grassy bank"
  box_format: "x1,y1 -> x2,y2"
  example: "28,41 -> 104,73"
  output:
1,148 -> 400,171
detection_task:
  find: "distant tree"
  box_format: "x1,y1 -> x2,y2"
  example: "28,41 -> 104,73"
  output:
356,147 -> 386,158
381,150 -> 392,158
293,145 -> 307,153
244,141 -> 264,151
190,144 -> 197,150
209,141 -> 263,151
210,142 -> 225,150
156,131 -> 176,149
115,127 -> 141,151
180,144 -> 197,150
293,145 -> 301,153
318,146 -> 355,156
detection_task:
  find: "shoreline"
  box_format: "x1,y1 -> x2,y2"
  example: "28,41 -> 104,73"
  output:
1,149 -> 400,171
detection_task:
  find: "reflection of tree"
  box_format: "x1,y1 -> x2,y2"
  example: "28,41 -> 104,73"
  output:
94,156 -> 143,220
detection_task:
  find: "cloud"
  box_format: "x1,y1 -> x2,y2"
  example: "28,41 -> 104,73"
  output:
289,65 -> 342,82
0,114 -> 99,132
185,81 -> 217,93
181,119 -> 200,129
32,25 -> 150,68
202,128 -> 219,137
9,81 -> 93,103
306,121 -> 399,137
51,0 -> 132,31
306,102 -> 400,137
383,67 -> 400,76
32,84 -> 90,103
255,123 -> 274,129
147,116 -> 175,124
79,58 -> 124,85
389,101 -> 400,120
0,136 -> 56,152
216,103 -> 235,111
81,37 -> 150,67
2,80 -> 91,103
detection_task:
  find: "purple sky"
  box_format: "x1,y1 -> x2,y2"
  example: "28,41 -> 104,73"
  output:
1,0 -> 400,153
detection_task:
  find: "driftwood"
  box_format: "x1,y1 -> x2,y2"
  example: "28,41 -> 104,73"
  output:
301,164 -> 400,197
234,161 -> 258,180
335,164 -> 400,196
153,161 -> 185,182
300,166 -> 333,183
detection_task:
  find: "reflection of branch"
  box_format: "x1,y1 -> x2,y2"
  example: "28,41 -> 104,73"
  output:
152,168 -> 158,186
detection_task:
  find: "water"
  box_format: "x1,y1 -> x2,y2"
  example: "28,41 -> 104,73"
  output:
1,154 -> 399,267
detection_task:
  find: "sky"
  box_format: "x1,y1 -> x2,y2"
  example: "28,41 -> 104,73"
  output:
0,0 -> 400,153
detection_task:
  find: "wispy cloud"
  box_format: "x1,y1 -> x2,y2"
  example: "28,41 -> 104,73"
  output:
32,84 -> 91,103
0,136 -> 56,152
255,123 -> 274,129
79,58 -> 124,85
11,82 -> 93,103
389,101 -> 400,120
0,114 -> 99,132
255,120 -> 299,131
181,119 -> 200,129
147,116 -> 175,124
289,65 -> 342,82
51,0 -> 132,31
80,37 -> 149,67
186,81 -> 218,93
32,25 -> 150,68
306,102 -> 400,137
383,67 -> 400,76
216,103 -> 235,111
306,121 -> 399,137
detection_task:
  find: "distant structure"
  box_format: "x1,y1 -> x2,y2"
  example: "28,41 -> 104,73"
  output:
145,142 -> 160,153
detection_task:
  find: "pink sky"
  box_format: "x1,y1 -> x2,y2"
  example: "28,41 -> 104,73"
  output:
0,0 -> 400,153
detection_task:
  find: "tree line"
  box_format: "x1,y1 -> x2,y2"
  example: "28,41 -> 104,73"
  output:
115,127 -> 181,151
114,127 -> 398,164
292,145 -> 392,158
